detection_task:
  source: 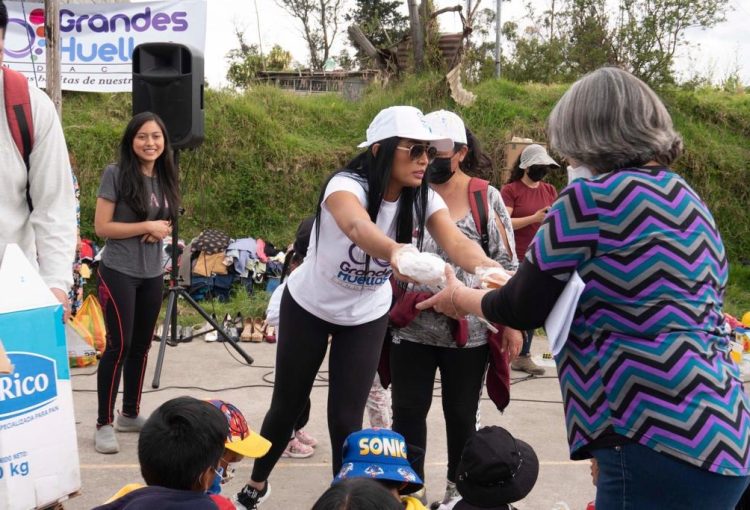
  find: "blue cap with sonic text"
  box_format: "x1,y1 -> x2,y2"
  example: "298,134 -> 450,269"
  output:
333,428 -> 423,494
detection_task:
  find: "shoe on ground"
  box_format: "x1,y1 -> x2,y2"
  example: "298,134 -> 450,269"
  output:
511,354 -> 546,375
204,323 -> 219,342
430,481 -> 459,509
281,437 -> 314,458
115,413 -> 148,432
234,481 -> 271,510
181,325 -> 193,343
95,424 -> 119,454
295,428 -> 318,448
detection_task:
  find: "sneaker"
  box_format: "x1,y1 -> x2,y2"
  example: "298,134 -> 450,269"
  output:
295,429 -> 318,448
281,437 -> 314,458
430,481 -> 459,509
511,354 -> 546,376
95,424 -> 119,454
115,413 -> 148,432
234,481 -> 271,510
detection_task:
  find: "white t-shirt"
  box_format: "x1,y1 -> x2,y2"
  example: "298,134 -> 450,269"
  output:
287,173 -> 447,326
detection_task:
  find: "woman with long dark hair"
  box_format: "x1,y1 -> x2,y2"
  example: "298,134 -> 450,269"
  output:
93,112 -> 179,454
234,106 -> 499,509
501,144 -> 560,375
390,110 -> 521,507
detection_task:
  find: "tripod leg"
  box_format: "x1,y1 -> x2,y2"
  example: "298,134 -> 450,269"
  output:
177,289 -> 255,365
152,290 -> 177,388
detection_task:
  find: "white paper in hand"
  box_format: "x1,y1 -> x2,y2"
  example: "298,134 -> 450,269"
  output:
544,271 -> 585,355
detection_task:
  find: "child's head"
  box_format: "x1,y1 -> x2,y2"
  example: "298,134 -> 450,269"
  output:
313,478 -> 403,510
333,428 -> 423,497
206,399 -> 271,483
138,396 -> 227,492
454,426 -> 539,509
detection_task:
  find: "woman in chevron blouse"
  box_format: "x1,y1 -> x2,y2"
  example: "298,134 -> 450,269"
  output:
416,67 -> 750,509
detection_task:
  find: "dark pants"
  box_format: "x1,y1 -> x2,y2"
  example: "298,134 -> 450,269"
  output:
390,339 -> 489,482
96,264 -> 162,426
520,329 -> 534,356
290,399 -> 312,440
251,287 -> 389,480
593,442 -> 750,509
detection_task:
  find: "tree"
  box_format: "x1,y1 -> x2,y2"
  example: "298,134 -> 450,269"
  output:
276,0 -> 344,70
500,0 -> 729,84
226,29 -> 265,88
267,45 -> 293,70
226,31 -> 293,88
345,0 -> 409,67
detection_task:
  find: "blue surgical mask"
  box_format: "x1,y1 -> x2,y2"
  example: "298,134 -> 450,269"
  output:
207,467 -> 223,495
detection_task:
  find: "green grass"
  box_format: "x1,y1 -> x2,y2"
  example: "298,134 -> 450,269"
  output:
726,265 -> 750,319
62,75 -> 750,316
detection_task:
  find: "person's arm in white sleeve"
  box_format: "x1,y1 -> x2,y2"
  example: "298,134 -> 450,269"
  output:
27,87 -> 77,294
265,282 -> 285,328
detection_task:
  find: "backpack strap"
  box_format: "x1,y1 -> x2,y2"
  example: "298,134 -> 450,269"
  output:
3,67 -> 35,211
468,177 -> 491,256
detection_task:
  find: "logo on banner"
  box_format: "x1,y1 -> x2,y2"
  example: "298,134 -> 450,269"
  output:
0,352 -> 58,421
4,5 -> 189,62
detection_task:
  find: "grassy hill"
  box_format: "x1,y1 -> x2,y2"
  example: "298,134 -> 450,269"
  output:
61,74 -> 750,316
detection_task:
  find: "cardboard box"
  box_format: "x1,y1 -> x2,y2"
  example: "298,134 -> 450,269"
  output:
0,245 -> 81,509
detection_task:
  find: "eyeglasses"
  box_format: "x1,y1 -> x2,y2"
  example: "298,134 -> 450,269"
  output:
396,143 -> 437,162
457,436 -> 524,487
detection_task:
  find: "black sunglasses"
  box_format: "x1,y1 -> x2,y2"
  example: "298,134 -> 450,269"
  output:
396,143 -> 437,162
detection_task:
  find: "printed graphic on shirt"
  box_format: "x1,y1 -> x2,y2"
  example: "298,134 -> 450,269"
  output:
333,244 -> 392,290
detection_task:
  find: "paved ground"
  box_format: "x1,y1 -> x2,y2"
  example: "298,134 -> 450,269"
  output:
66,334 -> 595,510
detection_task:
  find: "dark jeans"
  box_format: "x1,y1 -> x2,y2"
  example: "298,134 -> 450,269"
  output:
251,287 -> 389,480
390,339 -> 489,482
96,264 -> 163,426
592,442 -> 750,509
520,329 -> 534,356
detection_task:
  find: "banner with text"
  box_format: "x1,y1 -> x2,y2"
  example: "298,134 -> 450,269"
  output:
2,0 -> 206,92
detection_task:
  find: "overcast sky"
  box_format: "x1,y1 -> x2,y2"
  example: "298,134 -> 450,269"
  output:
203,0 -> 750,87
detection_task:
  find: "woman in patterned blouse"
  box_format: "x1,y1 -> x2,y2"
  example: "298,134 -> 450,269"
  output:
416,67 -> 750,509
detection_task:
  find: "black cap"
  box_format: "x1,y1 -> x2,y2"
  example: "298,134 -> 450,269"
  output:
454,426 -> 539,509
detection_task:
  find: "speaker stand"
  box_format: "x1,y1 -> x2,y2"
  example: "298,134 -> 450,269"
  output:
151,150 -> 253,389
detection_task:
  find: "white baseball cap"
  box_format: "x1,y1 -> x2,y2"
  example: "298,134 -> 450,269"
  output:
424,110 -> 467,149
358,106 -> 453,151
519,144 -> 560,169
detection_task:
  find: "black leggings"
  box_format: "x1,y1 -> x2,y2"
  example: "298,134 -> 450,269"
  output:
252,287 -> 388,480
96,264 -> 163,426
390,339 -> 489,483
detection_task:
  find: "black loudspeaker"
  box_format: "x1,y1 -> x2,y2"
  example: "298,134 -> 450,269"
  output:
132,43 -> 204,150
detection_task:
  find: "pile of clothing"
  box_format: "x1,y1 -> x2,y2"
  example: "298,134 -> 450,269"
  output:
178,229 -> 286,302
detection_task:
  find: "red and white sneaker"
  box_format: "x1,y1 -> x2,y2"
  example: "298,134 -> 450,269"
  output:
281,437 -> 314,458
295,428 -> 318,448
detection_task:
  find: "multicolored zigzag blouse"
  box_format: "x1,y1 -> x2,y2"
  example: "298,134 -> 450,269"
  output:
528,166 -> 750,476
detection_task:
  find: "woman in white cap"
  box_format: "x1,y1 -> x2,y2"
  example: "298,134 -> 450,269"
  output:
389,110 -> 522,508
500,144 -> 560,375
234,106 -> 499,510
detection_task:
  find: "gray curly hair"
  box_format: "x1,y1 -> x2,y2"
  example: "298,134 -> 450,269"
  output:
547,67 -> 683,173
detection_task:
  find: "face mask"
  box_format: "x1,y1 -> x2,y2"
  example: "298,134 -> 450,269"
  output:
207,468 -> 223,495
428,157 -> 455,184
526,166 -> 549,182
566,164 -> 594,184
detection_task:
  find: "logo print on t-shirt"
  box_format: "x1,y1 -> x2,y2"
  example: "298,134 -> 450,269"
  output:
335,244 -> 392,290
150,193 -> 169,209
